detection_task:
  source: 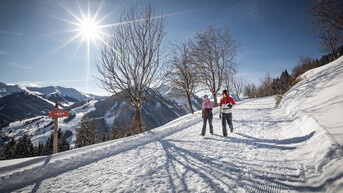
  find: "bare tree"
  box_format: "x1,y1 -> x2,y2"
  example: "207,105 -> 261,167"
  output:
231,75 -> 246,101
259,73 -> 273,97
292,56 -> 315,80
166,41 -> 198,114
222,62 -> 237,94
244,83 -> 257,99
97,3 -> 166,133
318,28 -> 342,57
191,25 -> 240,106
307,0 -> 343,55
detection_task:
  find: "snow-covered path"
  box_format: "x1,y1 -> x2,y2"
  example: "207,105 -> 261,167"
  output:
2,96 -> 342,192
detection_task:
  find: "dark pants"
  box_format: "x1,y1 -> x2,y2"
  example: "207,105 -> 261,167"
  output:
202,113 -> 213,135
222,113 -> 233,136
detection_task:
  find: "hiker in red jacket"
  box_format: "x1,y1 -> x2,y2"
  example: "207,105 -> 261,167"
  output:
201,95 -> 213,136
219,90 -> 236,137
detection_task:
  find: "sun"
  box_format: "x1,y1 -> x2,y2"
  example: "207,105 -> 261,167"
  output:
78,17 -> 100,41
49,0 -> 113,93
54,0 -> 111,47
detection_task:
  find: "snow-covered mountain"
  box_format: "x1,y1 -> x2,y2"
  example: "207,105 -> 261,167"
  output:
0,82 -> 26,98
0,91 -> 55,129
86,93 -> 106,100
87,89 -> 202,136
0,83 -> 103,129
1,56 -> 343,192
26,86 -> 94,105
0,82 -> 102,105
159,85 -> 203,113
0,85 -> 203,149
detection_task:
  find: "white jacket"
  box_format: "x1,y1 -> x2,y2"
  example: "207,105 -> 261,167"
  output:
221,103 -> 233,114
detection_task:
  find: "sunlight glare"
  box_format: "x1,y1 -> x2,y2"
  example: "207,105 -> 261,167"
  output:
79,17 -> 100,41
52,0 -> 111,93
50,0 -> 174,93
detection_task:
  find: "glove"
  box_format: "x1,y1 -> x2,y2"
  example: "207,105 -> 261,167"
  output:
219,113 -> 221,119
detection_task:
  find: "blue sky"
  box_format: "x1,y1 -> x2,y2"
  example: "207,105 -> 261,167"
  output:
0,0 -> 320,96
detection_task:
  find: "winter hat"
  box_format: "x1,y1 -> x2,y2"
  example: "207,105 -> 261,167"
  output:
204,95 -> 208,99
222,90 -> 228,95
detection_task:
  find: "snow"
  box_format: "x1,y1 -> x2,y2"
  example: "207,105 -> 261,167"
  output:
59,100 -> 98,146
27,86 -> 89,102
281,56 -> 343,146
25,90 -> 56,106
0,82 -> 23,98
1,57 -> 343,192
1,100 -> 98,147
159,84 -> 202,113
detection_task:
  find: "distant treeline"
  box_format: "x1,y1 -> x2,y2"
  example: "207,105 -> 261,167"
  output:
1,128 -> 71,160
0,113 -> 134,160
244,45 -> 343,100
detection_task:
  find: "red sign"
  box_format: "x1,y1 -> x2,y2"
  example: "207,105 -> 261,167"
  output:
49,111 -> 70,117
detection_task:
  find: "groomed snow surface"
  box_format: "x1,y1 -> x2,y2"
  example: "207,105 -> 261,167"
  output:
1,57 -> 343,192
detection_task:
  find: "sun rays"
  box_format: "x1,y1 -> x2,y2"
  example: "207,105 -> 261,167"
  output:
44,0 -> 189,93
50,0 -> 112,92
78,16 -> 100,41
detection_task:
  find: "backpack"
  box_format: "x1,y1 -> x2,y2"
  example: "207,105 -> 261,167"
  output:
222,97 -> 233,109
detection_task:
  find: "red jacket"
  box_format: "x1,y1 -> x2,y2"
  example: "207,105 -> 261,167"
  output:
219,96 -> 236,106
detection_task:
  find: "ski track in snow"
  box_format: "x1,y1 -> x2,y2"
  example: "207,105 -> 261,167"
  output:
1,96 -> 342,192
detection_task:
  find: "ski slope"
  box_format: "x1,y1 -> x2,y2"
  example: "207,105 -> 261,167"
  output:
1,57 -> 343,192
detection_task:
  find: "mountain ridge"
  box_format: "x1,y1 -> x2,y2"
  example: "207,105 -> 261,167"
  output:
0,82 -> 104,103
0,84 -> 203,149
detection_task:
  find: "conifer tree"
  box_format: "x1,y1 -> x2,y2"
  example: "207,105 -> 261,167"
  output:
57,128 -> 70,152
14,135 -> 34,158
280,70 -> 291,93
3,137 -> 16,159
89,120 -> 100,145
60,136 -> 70,152
111,117 -> 121,139
102,135 -> 107,142
43,132 -> 54,155
37,142 -> 44,156
76,114 -> 100,148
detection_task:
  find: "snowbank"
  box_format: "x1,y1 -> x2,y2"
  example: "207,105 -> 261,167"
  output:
281,56 -> 343,146
278,56 -> 343,191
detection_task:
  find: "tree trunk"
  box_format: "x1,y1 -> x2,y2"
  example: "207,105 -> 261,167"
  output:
213,92 -> 218,107
236,95 -> 241,101
53,106 -> 58,154
186,93 -> 194,114
136,107 -> 144,133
